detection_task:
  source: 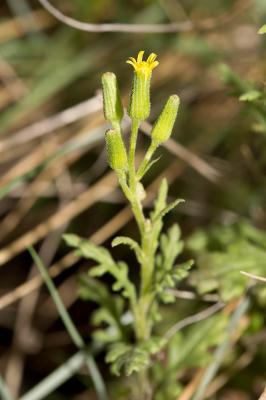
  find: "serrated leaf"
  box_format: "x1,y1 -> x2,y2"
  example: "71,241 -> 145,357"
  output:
78,275 -> 126,344
155,224 -> 192,303
168,313 -> 228,370
65,233 -> 136,305
78,275 -> 109,303
172,260 -> 194,281
152,314 -> 229,400
188,221 -> 266,301
106,343 -> 131,363
64,234 -> 114,265
112,236 -> 143,263
139,337 -> 167,354
106,343 -> 149,376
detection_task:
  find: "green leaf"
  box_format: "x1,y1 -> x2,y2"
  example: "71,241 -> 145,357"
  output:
239,90 -> 262,102
78,275 -> 126,344
64,234 -> 136,305
139,337 -> 167,354
105,336 -> 166,376
154,199 -> 184,222
258,24 -> 266,34
112,236 -> 143,263
151,178 -> 168,220
138,156 -> 161,179
63,234 -> 113,266
155,224 -> 193,303
152,314 -> 228,399
106,343 -> 149,376
188,221 -> 266,302
168,313 -> 228,370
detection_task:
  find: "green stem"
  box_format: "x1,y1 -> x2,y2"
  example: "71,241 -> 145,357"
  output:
128,118 -> 139,189
128,119 -> 146,234
117,170 -> 131,201
126,120 -> 156,342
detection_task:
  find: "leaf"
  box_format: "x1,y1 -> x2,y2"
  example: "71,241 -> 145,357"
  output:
63,234 -> 113,266
78,275 -> 109,303
152,314 -> 228,400
138,156 -> 161,179
168,313 -> 228,370
139,337 -> 167,354
106,343 -> 131,364
151,178 -> 168,220
239,90 -> 262,102
112,236 -> 143,263
188,221 -> 266,302
154,199 -> 184,222
258,24 -> 266,34
155,224 -> 193,303
106,343 -> 149,376
78,275 -> 126,344
105,336 -> 166,376
64,234 -> 136,305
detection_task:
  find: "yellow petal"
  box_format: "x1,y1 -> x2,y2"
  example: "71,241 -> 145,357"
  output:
147,53 -> 157,63
126,60 -> 135,67
151,61 -> 159,69
137,50 -> 145,62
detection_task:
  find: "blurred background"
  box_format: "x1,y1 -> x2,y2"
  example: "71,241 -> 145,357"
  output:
0,0 -> 266,399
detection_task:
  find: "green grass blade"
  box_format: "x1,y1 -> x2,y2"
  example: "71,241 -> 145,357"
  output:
20,351 -> 85,400
28,246 -> 108,400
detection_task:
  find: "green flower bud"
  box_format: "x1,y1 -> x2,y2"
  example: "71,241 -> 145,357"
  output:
105,129 -> 128,171
102,72 -> 123,123
151,95 -> 180,144
127,51 -> 159,121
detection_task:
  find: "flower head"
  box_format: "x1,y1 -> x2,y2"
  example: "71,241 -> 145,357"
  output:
126,51 -> 159,75
127,51 -> 158,120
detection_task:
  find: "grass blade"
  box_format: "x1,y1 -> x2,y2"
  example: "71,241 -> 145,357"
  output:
20,351 -> 85,400
28,246 -> 108,400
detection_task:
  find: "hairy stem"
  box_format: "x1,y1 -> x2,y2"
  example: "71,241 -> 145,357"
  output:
128,119 -> 146,234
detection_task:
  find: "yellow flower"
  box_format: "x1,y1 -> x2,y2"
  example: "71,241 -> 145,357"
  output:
127,51 -> 159,120
126,51 -> 159,75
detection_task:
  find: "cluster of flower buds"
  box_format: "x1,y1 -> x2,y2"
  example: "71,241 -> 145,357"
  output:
102,51 -> 180,173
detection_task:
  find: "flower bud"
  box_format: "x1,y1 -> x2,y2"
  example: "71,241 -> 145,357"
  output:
105,129 -> 128,171
127,51 -> 159,121
151,95 -> 180,144
102,72 -> 123,123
